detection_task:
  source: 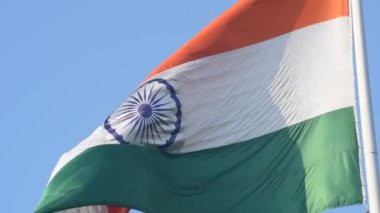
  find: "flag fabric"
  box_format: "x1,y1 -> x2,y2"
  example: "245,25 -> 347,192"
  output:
36,0 -> 363,212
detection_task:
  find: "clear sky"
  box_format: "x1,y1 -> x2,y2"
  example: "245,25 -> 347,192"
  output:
0,1 -> 378,212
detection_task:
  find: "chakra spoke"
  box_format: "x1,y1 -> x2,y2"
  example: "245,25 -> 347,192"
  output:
153,111 -> 171,119
113,113 -> 139,125
131,95 -> 142,105
120,104 -> 139,109
120,114 -> 140,129
147,85 -> 154,103
140,119 -> 147,144
143,86 -> 147,103
133,117 -> 145,142
152,101 -> 171,108
127,117 -> 142,137
117,111 -> 138,120
122,100 -> 139,107
152,114 -> 171,128
113,110 -> 138,118
149,117 -> 162,142
153,108 -> 172,112
137,90 -> 144,103
152,116 -> 168,135
114,108 -> 137,116
145,119 -> 151,144
151,94 -> 168,106
149,88 -> 161,103
147,118 -> 156,145
111,113 -> 136,125
116,110 -> 137,117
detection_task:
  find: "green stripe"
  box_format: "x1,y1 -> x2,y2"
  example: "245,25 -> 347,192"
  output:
36,107 -> 362,213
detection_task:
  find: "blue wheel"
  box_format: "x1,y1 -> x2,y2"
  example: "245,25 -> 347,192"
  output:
105,78 -> 182,148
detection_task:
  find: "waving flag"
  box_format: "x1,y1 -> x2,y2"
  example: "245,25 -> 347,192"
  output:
36,0 -> 362,212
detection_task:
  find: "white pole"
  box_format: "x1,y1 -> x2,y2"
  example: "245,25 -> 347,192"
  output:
351,0 -> 380,212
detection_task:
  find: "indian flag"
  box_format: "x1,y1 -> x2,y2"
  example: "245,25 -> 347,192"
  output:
36,0 -> 363,212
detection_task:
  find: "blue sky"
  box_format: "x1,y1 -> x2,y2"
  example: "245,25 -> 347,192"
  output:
0,1 -> 378,212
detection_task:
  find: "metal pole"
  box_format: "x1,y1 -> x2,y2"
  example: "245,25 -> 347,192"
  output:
351,0 -> 380,212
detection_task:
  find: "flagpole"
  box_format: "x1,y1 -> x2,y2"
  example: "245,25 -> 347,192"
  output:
351,0 -> 380,212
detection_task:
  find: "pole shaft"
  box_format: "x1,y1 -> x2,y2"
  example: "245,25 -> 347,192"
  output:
351,0 -> 380,212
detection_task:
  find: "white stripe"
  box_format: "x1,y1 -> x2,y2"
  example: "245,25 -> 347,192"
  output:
50,128 -> 119,212
49,126 -> 117,181
54,206 -> 142,213
150,17 -> 354,153
54,205 -> 108,213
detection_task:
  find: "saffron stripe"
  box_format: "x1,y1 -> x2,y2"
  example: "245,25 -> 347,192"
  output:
147,0 -> 349,79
